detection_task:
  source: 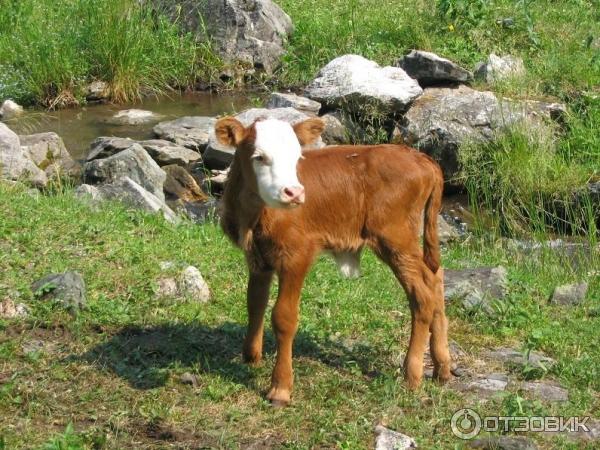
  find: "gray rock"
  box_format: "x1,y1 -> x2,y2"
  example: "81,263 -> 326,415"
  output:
19,132 -> 78,178
469,436 -> 538,450
475,54 -> 526,83
153,116 -> 216,151
0,298 -> 29,318
106,109 -> 163,126
457,373 -> 509,397
395,50 -> 472,86
0,99 -> 24,120
487,347 -> 556,370
266,93 -> 321,116
85,81 -> 109,101
444,266 -> 508,314
320,112 -> 348,145
163,164 -> 208,202
549,283 -> 588,305
86,136 -> 136,161
139,139 -> 202,167
179,197 -> 219,224
521,381 -> 568,402
31,271 -> 86,314
305,55 -> 423,115
83,144 -> 166,201
438,215 -> 459,244
374,425 -> 417,450
75,177 -> 179,224
0,122 -> 47,187
399,85 -> 562,183
154,0 -> 293,75
156,263 -> 210,302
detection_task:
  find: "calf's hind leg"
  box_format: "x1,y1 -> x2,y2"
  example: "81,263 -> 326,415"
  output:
428,267 -> 452,383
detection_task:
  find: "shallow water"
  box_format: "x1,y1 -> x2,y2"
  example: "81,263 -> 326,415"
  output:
9,92 -> 251,161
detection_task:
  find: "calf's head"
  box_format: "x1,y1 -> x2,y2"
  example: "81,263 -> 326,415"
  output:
215,117 -> 324,208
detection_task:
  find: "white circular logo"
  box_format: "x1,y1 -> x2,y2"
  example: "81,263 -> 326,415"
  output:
451,408 -> 481,439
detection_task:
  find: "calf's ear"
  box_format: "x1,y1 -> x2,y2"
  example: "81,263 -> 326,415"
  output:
215,117 -> 245,146
293,118 -> 325,146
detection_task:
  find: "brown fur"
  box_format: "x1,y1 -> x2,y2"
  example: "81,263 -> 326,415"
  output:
216,117 -> 451,406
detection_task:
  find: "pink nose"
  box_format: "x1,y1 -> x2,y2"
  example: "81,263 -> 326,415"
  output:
281,186 -> 305,204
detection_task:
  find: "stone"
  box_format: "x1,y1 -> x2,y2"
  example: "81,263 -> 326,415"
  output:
266,92 -> 321,116
398,85 -> 563,183
139,139 -> 202,167
0,298 -> 29,318
156,264 -> 210,303
204,107 -> 325,170
19,132 -> 78,178
444,266 -> 508,314
320,112 -> 348,145
156,278 -> 178,297
179,372 -> 199,388
82,144 -> 167,201
85,81 -> 109,101
521,380 -> 568,402
305,55 -> 423,115
475,54 -> 526,83
469,436 -> 538,450
554,418 -> 600,443
458,373 -> 509,396
86,136 -> 136,161
178,198 -> 219,224
395,50 -> 473,86
0,122 -> 47,187
153,116 -> 216,151
0,99 -> 24,120
206,169 -> 229,194
75,177 -> 179,224
31,271 -> 86,314
106,109 -> 163,126
154,0 -> 293,75
487,347 -> 556,370
374,425 -> 417,450
549,283 -> 588,305
162,164 -> 208,202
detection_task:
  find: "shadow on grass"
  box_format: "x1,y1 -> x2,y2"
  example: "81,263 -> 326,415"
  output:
79,322 -> 377,390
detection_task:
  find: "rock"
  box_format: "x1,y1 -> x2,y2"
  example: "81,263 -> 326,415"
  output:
22,339 -> 47,355
475,54 -> 526,83
75,177 -> 179,224
83,144 -> 167,201
204,108 -> 325,170
0,298 -> 29,318
399,85 -> 562,183
320,112 -> 348,145
31,271 -> 86,314
521,381 -> 568,402
266,93 -> 321,116
139,139 -> 202,167
549,283 -> 588,305
85,81 -> 109,101
395,50 -> 472,86
0,99 -> 24,120
469,436 -> 538,450
462,373 -> 509,395
206,169 -> 229,194
153,116 -> 216,151
86,136 -> 136,161
156,264 -> 210,302
553,418 -> 600,443
305,55 -> 423,116
155,0 -> 293,75
156,278 -> 179,297
106,109 -> 163,126
374,425 -> 417,450
162,164 -> 208,202
179,372 -> 199,387
0,122 -> 47,187
438,215 -> 459,244
178,198 -> 219,224
444,267 -> 508,314
487,347 -> 556,370
19,132 -> 78,178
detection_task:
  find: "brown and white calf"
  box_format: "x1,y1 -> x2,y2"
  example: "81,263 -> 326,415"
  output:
215,116 -> 451,406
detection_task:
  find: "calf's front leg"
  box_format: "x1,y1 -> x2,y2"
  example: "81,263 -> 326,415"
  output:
243,270 -> 274,365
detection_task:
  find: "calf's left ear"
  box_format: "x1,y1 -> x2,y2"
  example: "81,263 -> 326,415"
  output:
215,117 -> 245,147
293,118 -> 325,146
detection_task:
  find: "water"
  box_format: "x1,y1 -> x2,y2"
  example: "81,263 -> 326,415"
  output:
9,92 -> 252,161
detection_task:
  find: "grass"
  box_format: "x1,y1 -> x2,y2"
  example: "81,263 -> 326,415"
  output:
0,181 -> 599,448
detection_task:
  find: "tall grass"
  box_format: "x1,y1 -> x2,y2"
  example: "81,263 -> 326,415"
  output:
0,0 -> 219,107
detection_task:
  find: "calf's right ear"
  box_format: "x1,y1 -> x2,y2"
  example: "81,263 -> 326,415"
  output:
215,117 -> 245,146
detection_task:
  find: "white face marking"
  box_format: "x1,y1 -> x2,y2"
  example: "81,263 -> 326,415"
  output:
252,119 -> 303,208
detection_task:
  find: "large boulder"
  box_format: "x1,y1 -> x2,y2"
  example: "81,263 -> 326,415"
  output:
153,0 -> 293,75
86,137 -> 137,161
19,132 -> 78,178
304,54 -> 423,115
138,140 -> 202,167
0,123 -> 47,187
395,50 -> 473,86
204,107 -> 325,170
399,85 -> 564,183
82,144 -> 167,201
475,54 -> 526,83
153,116 -> 216,151
266,92 -> 321,116
162,164 -> 208,202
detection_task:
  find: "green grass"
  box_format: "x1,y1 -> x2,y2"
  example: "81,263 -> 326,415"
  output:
0,0 -> 219,107
1,182 -> 599,448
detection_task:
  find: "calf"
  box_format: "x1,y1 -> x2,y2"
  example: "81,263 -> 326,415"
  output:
215,116 -> 451,406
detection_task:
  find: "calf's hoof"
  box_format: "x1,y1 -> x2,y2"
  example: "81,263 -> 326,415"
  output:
266,387 -> 291,407
433,365 -> 452,384
242,349 -> 262,366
